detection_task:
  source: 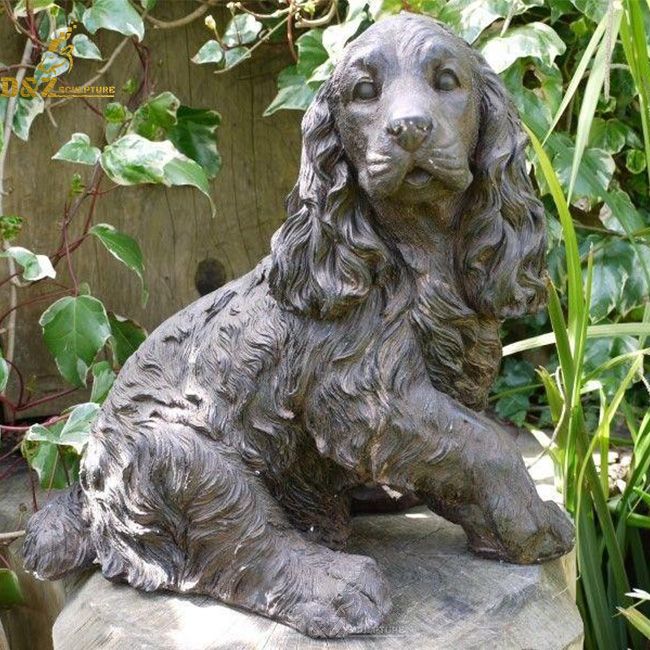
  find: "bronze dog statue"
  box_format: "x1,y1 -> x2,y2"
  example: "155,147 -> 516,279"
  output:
24,13 -> 574,638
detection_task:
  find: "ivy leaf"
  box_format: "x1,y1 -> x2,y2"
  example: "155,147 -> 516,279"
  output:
1,246 -> 56,281
58,402 -> 99,453
89,223 -> 147,303
570,0 -> 609,23
620,243 -> 650,315
104,102 -> 130,124
480,22 -> 566,73
264,66 -> 319,116
626,149 -> 647,175
598,188 -> 645,234
192,40 -> 224,65
53,133 -> 101,165
40,295 -> 111,387
222,14 -> 262,47
168,106 -> 221,179
588,118 -> 628,154
90,361 -> 115,404
22,422 -> 80,489
322,15 -> 364,63
224,46 -> 250,70
34,51 -> 70,84
100,134 -> 214,215
69,1 -> 86,23
13,0 -> 57,17
12,95 -> 44,141
130,91 -> 180,141
587,238 -> 630,322
582,335 -> 640,396
545,136 -> 615,203
495,393 -> 530,426
0,569 -> 24,609
72,34 -> 103,60
308,59 -> 335,84
492,358 -> 536,425
104,102 -> 131,143
83,0 -> 144,41
503,61 -> 563,133
0,215 -> 23,242
108,312 -> 147,367
0,350 -> 8,393
439,0 -> 543,44
296,30 -> 328,77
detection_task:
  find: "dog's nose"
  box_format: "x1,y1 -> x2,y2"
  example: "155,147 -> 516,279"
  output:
386,115 -> 432,152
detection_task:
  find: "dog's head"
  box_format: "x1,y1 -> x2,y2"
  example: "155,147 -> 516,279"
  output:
270,13 -> 547,321
331,16 -> 479,204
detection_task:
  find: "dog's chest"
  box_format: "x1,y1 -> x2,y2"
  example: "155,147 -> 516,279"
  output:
408,272 -> 502,411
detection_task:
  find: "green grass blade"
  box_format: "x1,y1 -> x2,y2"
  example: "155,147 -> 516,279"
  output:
525,126 -> 583,336
578,508 -> 620,649
583,348 -> 650,384
543,14 -> 607,144
567,4 -> 622,201
629,529 -> 650,592
620,0 -> 650,188
503,323 -> 650,356
618,607 -> 650,639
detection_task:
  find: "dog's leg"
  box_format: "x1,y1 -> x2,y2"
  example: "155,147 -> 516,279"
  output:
183,456 -> 391,638
85,425 -> 390,638
371,385 -> 574,564
265,438 -> 355,549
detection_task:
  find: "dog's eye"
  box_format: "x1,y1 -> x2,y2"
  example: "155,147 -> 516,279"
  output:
353,80 -> 378,100
436,70 -> 460,91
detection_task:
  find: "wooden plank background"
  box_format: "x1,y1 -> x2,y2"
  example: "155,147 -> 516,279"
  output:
0,3 -> 302,414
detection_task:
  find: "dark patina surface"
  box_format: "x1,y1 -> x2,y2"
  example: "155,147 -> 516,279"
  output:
24,13 -> 574,639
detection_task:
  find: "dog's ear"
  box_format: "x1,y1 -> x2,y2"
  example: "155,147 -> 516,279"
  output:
457,59 -> 547,320
269,83 -> 389,319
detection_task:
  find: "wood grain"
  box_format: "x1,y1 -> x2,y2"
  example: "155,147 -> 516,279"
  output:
0,3 -> 301,414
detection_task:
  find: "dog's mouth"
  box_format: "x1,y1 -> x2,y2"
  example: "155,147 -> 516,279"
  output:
403,167 -> 432,188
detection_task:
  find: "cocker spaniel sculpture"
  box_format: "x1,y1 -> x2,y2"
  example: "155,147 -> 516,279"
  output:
24,13 -> 574,639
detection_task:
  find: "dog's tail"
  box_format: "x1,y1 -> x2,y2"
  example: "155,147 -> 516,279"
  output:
23,482 -> 96,580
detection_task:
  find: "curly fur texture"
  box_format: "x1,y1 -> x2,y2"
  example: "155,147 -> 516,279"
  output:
24,14 -> 574,639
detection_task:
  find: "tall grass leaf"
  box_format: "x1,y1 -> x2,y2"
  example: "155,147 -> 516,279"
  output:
620,0 -> 650,188
546,281 -> 578,503
629,530 -> 650,593
619,418 -> 650,512
626,514 -> 650,529
583,348 -> 650,383
578,508 -> 620,649
525,126 -> 583,335
570,247 -> 593,410
543,14 -> 607,144
567,3 -> 622,202
618,607 -> 650,639
503,323 -> 650,355
536,366 -> 563,422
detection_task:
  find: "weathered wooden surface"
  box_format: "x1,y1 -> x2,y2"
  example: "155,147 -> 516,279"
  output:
52,511 -> 582,650
0,3 -> 302,412
0,433 -> 583,650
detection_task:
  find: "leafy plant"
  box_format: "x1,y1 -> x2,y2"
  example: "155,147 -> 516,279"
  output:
0,2 -> 648,647
0,0 -> 223,604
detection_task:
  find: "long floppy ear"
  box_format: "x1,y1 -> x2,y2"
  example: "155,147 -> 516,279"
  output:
269,83 -> 389,319
457,57 -> 547,320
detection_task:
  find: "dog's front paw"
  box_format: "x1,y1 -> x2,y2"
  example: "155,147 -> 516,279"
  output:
289,552 -> 392,638
527,501 -> 575,562
475,500 -> 575,565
